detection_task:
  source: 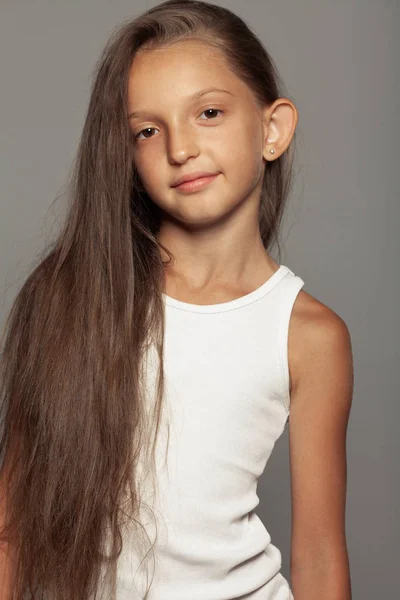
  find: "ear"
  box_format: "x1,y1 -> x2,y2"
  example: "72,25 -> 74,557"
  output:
261,98 -> 298,161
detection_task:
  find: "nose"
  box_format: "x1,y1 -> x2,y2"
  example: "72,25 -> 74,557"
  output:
167,123 -> 201,164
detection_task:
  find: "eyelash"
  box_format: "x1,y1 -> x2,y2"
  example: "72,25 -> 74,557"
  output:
134,108 -> 224,141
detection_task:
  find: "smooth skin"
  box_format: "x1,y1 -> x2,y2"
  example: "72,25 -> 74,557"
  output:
128,39 -> 353,600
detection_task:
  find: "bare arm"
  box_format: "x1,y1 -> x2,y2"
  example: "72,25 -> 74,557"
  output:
0,448 -> 20,600
288,299 -> 354,600
0,545 -> 18,600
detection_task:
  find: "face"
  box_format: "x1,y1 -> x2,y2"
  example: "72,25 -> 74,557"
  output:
127,40 -> 267,227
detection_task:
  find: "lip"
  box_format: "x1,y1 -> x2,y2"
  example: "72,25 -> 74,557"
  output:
173,173 -> 219,193
171,171 -> 219,187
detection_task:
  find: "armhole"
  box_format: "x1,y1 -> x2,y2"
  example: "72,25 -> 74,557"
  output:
277,275 -> 305,418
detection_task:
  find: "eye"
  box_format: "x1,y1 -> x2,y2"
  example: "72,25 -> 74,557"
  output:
135,127 -> 158,141
199,108 -> 224,120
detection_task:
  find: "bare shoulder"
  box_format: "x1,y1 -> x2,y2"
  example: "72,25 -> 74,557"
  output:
288,289 -> 353,398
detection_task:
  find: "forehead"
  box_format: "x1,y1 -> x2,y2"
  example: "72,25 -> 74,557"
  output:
127,40 -> 251,108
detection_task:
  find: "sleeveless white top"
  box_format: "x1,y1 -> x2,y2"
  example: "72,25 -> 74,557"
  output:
116,264 -> 304,600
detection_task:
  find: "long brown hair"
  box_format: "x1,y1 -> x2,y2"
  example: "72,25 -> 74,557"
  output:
0,1 -> 297,598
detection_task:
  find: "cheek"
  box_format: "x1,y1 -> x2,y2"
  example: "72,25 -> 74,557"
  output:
222,117 -> 261,163
133,152 -> 162,190
223,128 -> 263,187
133,157 -> 170,209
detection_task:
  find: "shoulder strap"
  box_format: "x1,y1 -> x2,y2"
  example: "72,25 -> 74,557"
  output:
277,269 -> 305,417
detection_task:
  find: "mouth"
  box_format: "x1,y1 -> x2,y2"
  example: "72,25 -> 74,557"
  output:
172,173 -> 220,193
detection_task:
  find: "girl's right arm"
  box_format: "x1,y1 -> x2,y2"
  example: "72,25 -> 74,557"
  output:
0,451 -> 20,599
0,543 -> 17,600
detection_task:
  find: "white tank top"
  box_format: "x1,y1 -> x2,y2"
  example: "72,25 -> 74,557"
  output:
116,264 -> 304,600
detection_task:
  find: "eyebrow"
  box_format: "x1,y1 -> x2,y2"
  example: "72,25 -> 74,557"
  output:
128,87 -> 234,119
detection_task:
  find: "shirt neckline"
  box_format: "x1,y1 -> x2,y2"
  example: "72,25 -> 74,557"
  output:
162,264 -> 290,314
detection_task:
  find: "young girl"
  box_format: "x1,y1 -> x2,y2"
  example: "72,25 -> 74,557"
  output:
0,1 -> 354,599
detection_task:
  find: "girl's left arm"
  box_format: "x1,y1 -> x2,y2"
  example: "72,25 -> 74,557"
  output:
288,301 -> 354,600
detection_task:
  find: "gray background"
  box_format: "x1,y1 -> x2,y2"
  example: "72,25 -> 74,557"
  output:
1,1 -> 398,597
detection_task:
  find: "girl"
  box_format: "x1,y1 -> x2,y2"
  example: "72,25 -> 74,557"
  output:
0,1 -> 354,599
